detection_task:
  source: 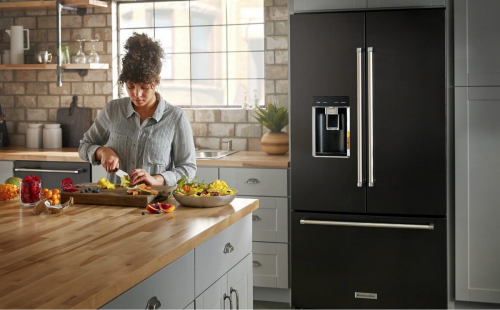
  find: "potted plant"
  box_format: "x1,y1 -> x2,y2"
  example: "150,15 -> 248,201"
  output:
253,103 -> 289,155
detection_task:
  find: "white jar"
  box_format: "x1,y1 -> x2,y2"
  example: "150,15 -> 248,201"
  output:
43,123 -> 62,148
26,123 -> 44,148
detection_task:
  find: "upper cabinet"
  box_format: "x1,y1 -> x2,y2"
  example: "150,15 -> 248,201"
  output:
455,0 -> 500,86
290,0 -> 445,13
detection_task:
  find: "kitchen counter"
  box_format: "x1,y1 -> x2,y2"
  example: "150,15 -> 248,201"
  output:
0,146 -> 289,168
0,197 -> 258,309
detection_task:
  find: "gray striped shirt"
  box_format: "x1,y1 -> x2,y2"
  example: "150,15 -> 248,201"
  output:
79,97 -> 197,186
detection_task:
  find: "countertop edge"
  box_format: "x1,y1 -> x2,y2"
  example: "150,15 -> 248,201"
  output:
75,199 -> 259,309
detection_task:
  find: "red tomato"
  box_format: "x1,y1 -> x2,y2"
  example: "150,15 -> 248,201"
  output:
183,185 -> 190,192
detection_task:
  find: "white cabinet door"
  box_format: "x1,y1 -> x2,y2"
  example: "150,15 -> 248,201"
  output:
228,254 -> 253,310
0,160 -> 14,183
195,274 -> 228,309
252,242 -> 288,289
455,87 -> 500,303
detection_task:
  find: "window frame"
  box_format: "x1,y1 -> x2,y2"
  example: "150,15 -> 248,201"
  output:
116,0 -> 265,109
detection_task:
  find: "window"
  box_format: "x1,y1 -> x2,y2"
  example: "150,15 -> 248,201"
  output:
118,0 -> 265,108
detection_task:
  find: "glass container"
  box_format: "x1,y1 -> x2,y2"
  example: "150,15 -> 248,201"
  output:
20,179 -> 41,207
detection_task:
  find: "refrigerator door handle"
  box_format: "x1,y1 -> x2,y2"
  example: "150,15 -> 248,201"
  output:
300,219 -> 434,230
357,47 -> 363,187
367,47 -> 375,187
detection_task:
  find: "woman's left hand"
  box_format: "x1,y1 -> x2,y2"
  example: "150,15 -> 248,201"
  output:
129,169 -> 165,186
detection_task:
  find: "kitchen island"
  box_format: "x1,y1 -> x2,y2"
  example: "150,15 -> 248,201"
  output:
0,197 -> 258,309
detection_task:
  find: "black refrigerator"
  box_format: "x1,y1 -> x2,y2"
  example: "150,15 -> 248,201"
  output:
290,9 -> 447,309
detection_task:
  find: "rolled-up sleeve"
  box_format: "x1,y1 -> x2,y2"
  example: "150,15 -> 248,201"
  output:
78,105 -> 111,165
160,112 -> 197,186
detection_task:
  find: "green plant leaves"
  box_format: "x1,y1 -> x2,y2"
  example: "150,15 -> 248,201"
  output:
252,103 -> 289,132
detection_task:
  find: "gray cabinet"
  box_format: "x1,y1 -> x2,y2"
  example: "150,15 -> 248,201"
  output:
219,167 -> 289,289
195,255 -> 253,310
455,87 -> 500,303
101,250 -> 195,309
0,160 -> 14,183
291,0 -> 444,13
455,0 -> 500,86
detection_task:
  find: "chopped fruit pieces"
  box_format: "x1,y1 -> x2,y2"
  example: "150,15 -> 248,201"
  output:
0,184 -> 19,200
97,177 -> 115,189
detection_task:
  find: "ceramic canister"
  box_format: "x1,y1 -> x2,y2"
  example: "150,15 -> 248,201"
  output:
26,123 -> 44,148
43,124 -> 62,149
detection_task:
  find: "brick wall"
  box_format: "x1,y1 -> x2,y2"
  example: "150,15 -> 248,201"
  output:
188,0 -> 289,151
0,4 -> 113,147
0,0 -> 289,152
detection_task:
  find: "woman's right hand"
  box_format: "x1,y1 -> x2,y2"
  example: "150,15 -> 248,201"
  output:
96,147 -> 120,173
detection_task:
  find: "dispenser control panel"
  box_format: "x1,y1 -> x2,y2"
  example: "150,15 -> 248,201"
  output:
313,96 -> 349,107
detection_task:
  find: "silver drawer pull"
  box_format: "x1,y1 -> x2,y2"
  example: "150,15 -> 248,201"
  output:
145,296 -> 161,310
223,242 -> 234,254
15,168 -> 85,174
253,261 -> 262,267
223,293 -> 233,310
300,219 -> 434,230
252,215 -> 261,221
246,178 -> 260,184
230,287 -> 240,310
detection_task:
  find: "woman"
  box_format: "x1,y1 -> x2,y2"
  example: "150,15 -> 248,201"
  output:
79,33 -> 196,186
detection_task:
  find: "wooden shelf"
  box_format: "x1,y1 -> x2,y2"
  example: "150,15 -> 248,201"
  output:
0,0 -> 107,10
0,63 -> 109,70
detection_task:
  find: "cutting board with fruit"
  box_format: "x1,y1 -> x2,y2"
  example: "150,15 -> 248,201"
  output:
60,183 -> 176,207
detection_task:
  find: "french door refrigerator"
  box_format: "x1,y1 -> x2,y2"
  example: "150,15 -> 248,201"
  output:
290,9 -> 447,309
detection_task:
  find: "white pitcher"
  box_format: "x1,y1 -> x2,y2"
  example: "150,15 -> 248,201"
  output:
5,26 -> 30,65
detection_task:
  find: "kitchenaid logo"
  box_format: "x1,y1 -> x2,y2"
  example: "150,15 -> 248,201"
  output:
355,292 -> 377,299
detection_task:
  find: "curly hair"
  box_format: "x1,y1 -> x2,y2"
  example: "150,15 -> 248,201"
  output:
119,32 -> 164,88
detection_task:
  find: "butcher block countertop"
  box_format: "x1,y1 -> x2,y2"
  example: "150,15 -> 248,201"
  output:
0,198 -> 258,309
0,147 -> 289,168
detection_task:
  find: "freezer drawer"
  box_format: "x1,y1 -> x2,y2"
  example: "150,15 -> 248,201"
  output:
291,212 -> 447,309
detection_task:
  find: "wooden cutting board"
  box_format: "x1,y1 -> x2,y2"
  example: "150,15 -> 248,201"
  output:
56,95 -> 92,148
60,183 -> 176,207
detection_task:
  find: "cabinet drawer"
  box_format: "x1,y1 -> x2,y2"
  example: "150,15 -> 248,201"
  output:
242,196 -> 288,243
101,250 -> 194,309
220,168 -> 287,197
252,242 -> 289,289
195,215 -> 252,296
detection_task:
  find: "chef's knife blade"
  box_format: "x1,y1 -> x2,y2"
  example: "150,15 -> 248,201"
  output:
115,169 -> 128,178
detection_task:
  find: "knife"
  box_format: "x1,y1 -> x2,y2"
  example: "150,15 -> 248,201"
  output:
114,169 -> 129,179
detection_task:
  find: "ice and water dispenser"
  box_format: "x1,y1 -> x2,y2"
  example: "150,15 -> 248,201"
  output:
312,96 -> 350,157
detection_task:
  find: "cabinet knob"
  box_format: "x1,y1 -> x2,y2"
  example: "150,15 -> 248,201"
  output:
230,287 -> 240,310
252,215 -> 261,221
246,178 -> 260,184
145,296 -> 161,310
223,242 -> 234,254
253,261 -> 262,267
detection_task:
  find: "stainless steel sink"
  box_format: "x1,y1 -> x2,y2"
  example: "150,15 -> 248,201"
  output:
195,149 -> 238,159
